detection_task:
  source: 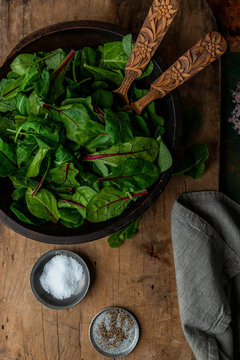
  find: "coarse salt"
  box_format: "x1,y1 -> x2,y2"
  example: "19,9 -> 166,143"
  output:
40,255 -> 83,300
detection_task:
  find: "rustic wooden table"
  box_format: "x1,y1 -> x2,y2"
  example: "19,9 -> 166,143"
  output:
0,0 -> 220,359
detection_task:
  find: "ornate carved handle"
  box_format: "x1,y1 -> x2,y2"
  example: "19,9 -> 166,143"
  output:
114,0 -> 178,104
127,32 -> 227,114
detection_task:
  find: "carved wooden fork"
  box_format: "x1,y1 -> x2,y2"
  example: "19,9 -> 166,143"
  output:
124,31 -> 227,114
114,0 -> 179,105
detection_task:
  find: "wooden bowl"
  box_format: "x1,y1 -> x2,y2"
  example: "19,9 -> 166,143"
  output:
0,21 -> 181,244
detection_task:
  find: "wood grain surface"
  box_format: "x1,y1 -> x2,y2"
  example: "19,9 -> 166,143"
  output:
0,0 -> 220,359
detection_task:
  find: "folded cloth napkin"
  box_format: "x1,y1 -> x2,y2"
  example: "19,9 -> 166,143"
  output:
171,191 -> 240,360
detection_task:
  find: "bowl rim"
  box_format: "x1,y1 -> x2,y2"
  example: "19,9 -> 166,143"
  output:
30,249 -> 90,310
0,20 -> 181,244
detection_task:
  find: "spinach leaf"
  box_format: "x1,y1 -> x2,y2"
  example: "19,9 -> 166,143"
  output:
19,66 -> 40,92
83,64 -> 123,86
0,138 -> 18,176
105,110 -> 133,143
15,93 -> 29,115
83,137 -> 159,167
34,68 -> 50,98
174,144 -> 209,179
25,188 -> 59,223
16,137 -> 38,165
158,140 -> 173,173
98,159 -> 160,192
108,216 -> 141,248
11,187 -> 26,201
86,186 -> 147,222
26,148 -> 48,178
1,77 -> 23,99
0,79 -> 16,113
0,116 -> 15,138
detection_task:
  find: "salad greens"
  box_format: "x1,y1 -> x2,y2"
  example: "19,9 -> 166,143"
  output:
0,34 -> 173,228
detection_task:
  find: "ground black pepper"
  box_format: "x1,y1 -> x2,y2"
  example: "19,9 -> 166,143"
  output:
97,309 -> 134,350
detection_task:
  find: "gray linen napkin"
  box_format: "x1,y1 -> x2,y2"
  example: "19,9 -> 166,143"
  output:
171,191 -> 240,360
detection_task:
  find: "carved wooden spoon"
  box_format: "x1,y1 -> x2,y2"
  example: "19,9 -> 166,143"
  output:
125,32 -> 227,114
114,0 -> 179,105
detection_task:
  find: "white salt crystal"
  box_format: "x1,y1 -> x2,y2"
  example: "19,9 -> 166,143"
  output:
40,255 -> 83,300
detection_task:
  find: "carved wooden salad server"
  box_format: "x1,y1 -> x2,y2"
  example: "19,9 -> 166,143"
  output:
114,0 -> 179,104
125,31 -> 227,114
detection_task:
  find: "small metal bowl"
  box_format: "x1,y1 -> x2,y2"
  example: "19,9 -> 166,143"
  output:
30,249 -> 90,310
89,307 -> 139,358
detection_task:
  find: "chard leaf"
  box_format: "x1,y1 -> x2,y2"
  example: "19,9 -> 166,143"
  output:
122,34 -> 134,57
158,141 -> 173,173
86,186 -> 147,222
48,163 -> 79,189
74,119 -> 113,149
105,110 -> 133,143
44,103 -> 90,142
26,148 -> 48,178
0,138 -> 18,176
1,77 -> 23,99
174,144 -> 209,179
15,93 -> 29,115
16,137 -> 38,165
108,216 -> 141,248
54,146 -> 75,166
83,137 -> 159,167
10,54 -> 34,75
19,66 -> 40,92
34,68 -> 50,98
72,186 -> 97,217
11,200 -> 46,225
0,79 -> 16,112
25,188 -> 59,223
92,89 -> 113,109
0,116 -> 15,138
98,159 -> 159,192
100,41 -> 128,70
58,207 -> 84,228
45,49 -> 67,70
83,64 -> 123,86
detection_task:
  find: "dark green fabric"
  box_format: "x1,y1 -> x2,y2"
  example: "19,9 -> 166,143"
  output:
221,53 -> 240,202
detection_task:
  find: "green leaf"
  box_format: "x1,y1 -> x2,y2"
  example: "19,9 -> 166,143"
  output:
122,34 -> 134,57
92,89 -> 113,109
0,116 -> 15,138
19,66 -> 40,92
1,77 -> 23,99
10,54 -> 34,75
15,93 -> 29,115
83,64 -> 123,86
54,145 -> 75,166
158,141 -> 173,173
79,47 -> 97,79
11,187 -> 26,201
58,207 -> 84,228
105,110 -> 133,143
45,49 -> 67,70
26,148 -> 48,178
98,159 -> 160,192
84,137 -> 159,167
174,144 -> 209,179
11,200 -> 46,225
108,216 -> 141,248
48,163 -> 79,189
0,79 -> 17,113
0,138 -> 18,176
45,103 -> 90,142
101,41 -> 128,70
65,186 -> 98,218
137,61 -> 154,80
28,91 -> 45,116
86,186 -> 145,223
25,188 -> 59,223
74,119 -> 113,149
16,137 -> 38,165
34,68 -> 50,98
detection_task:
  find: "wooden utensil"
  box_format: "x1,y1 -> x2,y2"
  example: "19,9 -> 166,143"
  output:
114,0 -> 178,104
125,31 -> 227,114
